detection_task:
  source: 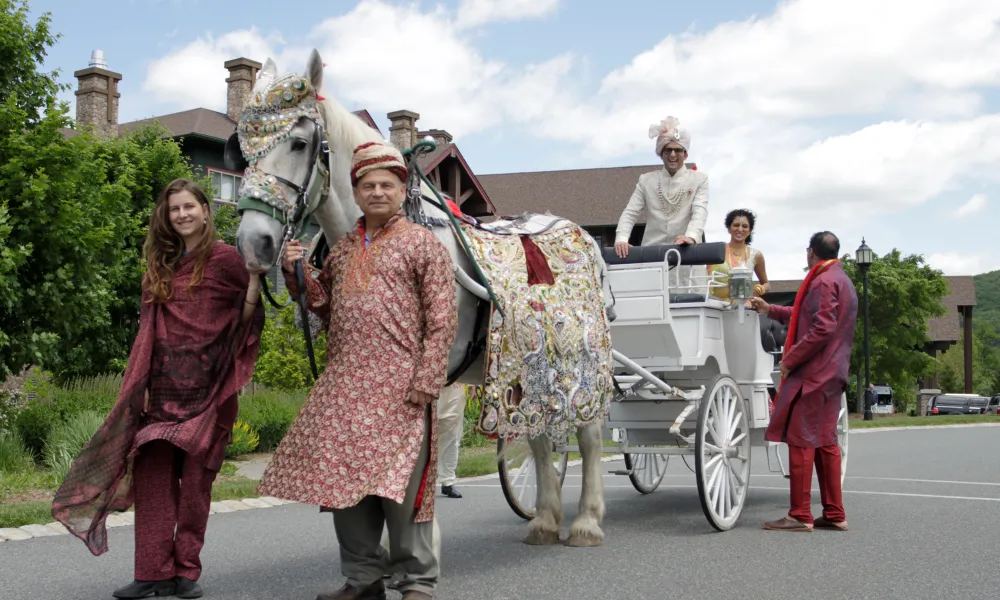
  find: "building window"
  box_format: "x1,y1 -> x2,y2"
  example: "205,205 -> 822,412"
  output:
209,169 -> 243,203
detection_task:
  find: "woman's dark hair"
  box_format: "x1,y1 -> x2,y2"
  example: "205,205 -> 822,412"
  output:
724,209 -> 756,244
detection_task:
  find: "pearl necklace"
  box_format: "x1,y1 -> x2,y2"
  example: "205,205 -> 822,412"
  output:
657,169 -> 687,217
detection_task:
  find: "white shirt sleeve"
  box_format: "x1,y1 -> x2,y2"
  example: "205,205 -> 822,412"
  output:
615,180 -> 647,244
684,174 -> 709,241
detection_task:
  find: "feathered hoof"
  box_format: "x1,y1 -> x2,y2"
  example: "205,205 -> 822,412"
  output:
524,526 -> 561,546
565,521 -> 604,547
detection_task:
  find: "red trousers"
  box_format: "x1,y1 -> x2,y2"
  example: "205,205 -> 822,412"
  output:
133,440 -> 217,581
787,444 -> 845,525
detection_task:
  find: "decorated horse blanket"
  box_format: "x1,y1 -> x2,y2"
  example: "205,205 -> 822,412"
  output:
461,218 -> 614,442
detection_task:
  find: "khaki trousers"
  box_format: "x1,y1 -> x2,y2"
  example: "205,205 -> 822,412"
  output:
333,412 -> 438,596
436,384 -> 466,487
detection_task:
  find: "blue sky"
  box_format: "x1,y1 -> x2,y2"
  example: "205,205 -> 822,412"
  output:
32,0 -> 1000,279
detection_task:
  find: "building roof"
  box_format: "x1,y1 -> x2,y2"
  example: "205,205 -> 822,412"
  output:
767,275 -> 976,343
417,142 -> 496,216
117,108 -> 380,144
478,163 -> 698,224
120,108 -> 235,142
478,164 -> 662,224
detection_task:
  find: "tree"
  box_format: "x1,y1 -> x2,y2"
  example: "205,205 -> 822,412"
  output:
0,1 -> 206,380
0,2 -> 135,379
43,124 -> 201,378
841,250 -> 948,411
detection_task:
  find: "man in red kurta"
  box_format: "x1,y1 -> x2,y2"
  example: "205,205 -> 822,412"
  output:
747,231 -> 858,532
258,141 -> 458,600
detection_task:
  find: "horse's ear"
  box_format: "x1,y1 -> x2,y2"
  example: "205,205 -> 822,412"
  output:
224,132 -> 248,173
306,49 -> 323,93
255,58 -> 278,91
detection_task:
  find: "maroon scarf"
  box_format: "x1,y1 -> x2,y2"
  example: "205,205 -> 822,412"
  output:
51,243 -> 265,556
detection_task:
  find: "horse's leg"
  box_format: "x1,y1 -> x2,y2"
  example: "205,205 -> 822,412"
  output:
524,433 -> 562,545
566,422 -> 605,547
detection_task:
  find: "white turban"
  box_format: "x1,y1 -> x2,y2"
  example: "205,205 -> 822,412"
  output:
649,116 -> 691,157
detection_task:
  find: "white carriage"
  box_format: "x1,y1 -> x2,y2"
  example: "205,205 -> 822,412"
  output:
497,241 -> 849,531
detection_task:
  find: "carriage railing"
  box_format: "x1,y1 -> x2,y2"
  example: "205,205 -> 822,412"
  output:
663,249 -> 728,300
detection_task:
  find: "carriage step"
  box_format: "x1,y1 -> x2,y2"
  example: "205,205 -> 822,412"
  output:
609,469 -> 633,476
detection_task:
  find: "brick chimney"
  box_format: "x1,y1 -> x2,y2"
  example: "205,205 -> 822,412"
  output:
418,128 -> 453,148
388,109 -> 420,151
74,50 -> 122,137
225,57 -> 262,122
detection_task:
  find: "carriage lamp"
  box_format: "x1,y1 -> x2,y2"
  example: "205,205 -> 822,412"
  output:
856,239 -> 874,421
729,265 -> 754,323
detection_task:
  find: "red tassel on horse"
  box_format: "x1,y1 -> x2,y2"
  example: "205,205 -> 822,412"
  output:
520,235 -> 555,286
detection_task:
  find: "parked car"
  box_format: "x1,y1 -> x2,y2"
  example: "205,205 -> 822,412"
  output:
989,395 -> 1000,415
926,394 -> 991,415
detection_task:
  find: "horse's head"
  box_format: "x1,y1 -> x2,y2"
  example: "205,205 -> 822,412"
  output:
228,49 -> 360,272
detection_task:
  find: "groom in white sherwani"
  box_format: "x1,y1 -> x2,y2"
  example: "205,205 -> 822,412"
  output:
614,116 -> 709,265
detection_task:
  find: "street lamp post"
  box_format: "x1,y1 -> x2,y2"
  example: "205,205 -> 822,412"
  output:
856,239 -> 874,421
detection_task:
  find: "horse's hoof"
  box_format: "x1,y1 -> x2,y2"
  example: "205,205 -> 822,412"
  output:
565,520 -> 604,547
524,528 -> 560,546
565,531 -> 604,547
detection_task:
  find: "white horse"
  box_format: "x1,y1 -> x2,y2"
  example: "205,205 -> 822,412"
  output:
230,49 -> 609,547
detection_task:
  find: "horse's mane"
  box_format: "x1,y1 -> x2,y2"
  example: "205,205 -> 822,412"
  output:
315,92 -> 443,217
316,95 -> 384,151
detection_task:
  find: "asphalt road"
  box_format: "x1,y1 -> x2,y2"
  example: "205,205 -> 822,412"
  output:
3,426 -> 999,600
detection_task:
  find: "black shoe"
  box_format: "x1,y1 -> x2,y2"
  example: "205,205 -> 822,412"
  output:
112,579 -> 177,599
316,579 -> 387,600
442,485 -> 462,498
175,576 -> 203,599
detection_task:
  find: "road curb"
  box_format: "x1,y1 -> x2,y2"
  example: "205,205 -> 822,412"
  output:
0,497 -> 297,544
850,422 -> 1000,434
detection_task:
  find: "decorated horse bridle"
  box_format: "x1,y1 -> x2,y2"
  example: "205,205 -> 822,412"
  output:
224,72 -> 332,380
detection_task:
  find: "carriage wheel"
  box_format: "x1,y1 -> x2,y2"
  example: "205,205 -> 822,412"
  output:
623,450 -> 669,494
837,393 -> 849,487
497,437 -> 569,521
695,374 -> 751,532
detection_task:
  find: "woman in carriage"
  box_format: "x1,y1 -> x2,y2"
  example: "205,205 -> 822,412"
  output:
708,208 -> 771,301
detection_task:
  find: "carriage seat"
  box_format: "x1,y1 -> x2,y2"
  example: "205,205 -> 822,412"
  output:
601,242 -> 726,267
758,313 -> 788,353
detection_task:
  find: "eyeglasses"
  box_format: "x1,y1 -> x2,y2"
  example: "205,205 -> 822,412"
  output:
663,148 -> 686,155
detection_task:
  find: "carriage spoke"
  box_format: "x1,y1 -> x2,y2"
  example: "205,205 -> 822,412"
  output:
730,432 -> 747,446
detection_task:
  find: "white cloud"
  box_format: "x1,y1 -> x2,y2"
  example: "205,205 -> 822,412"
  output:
141,28 -> 281,113
133,0 -> 1000,277
455,0 -> 560,29
954,193 -> 988,218
928,252 -> 1000,276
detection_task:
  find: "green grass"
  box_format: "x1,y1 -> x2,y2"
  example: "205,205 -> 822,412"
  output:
0,462 -> 260,529
849,414 -> 1000,428
0,501 -> 53,528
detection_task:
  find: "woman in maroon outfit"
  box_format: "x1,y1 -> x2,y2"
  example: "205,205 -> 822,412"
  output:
52,179 -> 265,599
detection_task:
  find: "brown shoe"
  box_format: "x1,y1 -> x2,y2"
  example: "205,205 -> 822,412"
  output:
814,516 -> 849,531
762,516 -> 813,532
401,592 -> 432,600
316,580 -> 387,600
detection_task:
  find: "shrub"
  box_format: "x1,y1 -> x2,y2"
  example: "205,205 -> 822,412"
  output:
238,386 -> 308,451
253,292 -> 327,391
0,389 -> 25,432
226,421 -> 260,458
0,430 -> 35,474
38,373 -> 120,418
44,410 -> 106,483
14,399 -> 62,459
461,386 -> 491,448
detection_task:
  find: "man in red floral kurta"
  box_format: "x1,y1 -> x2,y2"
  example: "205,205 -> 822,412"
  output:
257,141 -> 458,600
